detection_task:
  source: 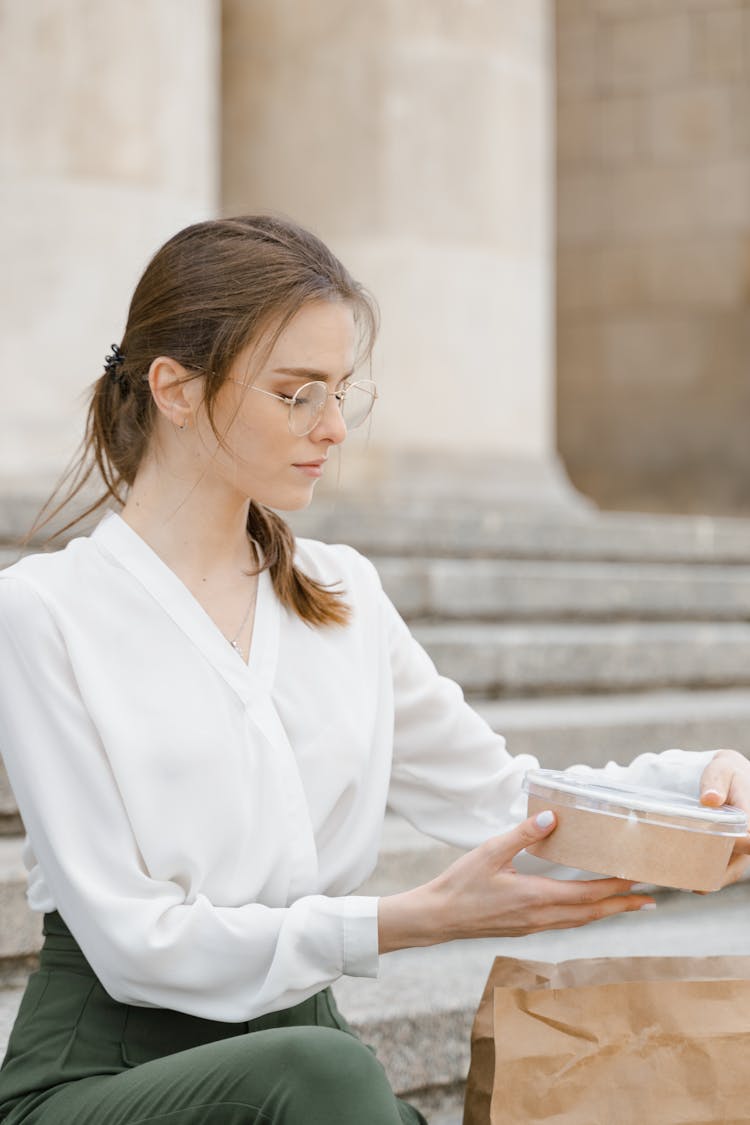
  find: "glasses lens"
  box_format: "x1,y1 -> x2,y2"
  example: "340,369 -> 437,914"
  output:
342,380 -> 377,429
290,381 -> 328,436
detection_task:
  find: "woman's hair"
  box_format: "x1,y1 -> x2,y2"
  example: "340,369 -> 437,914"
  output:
18,214 -> 379,627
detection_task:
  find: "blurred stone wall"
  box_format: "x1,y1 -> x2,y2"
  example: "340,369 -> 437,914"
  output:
0,0 -> 219,500
556,0 -> 750,514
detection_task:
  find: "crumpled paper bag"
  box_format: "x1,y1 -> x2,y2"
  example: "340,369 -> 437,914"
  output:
464,955 -> 750,1125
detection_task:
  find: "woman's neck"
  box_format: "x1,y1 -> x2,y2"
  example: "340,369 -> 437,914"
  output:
119,469 -> 255,583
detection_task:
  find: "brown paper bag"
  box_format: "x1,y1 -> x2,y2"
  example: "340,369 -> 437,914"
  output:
464,955 -> 750,1125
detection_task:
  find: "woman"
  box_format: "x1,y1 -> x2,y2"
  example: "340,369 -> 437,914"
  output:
0,214 -> 748,1125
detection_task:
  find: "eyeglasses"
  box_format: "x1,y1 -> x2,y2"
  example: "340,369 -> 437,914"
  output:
226,378 -> 378,437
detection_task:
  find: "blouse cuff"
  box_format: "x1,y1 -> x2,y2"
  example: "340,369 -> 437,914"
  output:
341,895 -> 381,978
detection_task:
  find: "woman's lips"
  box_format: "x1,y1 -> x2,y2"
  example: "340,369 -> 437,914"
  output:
293,461 -> 325,478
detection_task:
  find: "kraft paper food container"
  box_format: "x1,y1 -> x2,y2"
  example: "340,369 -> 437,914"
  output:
522,769 -> 748,892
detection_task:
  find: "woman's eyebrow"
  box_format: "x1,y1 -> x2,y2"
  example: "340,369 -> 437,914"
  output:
272,366 -> 354,386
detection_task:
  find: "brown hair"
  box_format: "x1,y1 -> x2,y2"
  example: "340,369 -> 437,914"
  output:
18,214 -> 379,627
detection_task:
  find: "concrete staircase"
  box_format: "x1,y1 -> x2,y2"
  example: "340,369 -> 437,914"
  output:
3,503 -> 750,1123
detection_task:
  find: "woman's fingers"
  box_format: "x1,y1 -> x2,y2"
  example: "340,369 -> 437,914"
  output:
700,748 -> 750,811
455,869 -> 655,939
481,810 -> 557,868
699,750 -> 750,861
523,873 -> 653,915
558,887 -> 656,923
551,875 -> 638,903
537,894 -> 656,932
515,876 -> 655,932
718,852 -> 750,888
699,748 -> 740,805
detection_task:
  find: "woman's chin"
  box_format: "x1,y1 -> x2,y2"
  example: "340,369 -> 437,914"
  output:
261,485 -> 318,513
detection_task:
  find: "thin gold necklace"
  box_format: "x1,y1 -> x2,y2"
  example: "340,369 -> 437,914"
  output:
229,581 -> 256,658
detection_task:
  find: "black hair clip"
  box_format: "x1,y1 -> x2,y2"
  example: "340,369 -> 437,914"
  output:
104,343 -> 128,391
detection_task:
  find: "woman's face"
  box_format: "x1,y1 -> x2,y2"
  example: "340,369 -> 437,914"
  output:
195,299 -> 357,511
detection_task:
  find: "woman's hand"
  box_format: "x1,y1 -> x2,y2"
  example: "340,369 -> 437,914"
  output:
699,748 -> 750,888
377,810 -> 656,954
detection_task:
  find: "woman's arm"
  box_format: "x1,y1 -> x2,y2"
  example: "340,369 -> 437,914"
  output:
376,750 -> 750,952
377,570 -> 718,842
369,558 -> 750,936
377,809 -> 655,953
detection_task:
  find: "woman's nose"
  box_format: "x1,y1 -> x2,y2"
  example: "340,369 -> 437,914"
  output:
311,394 -> 347,444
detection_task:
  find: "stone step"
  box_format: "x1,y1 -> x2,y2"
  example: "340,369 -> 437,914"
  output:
6,496 -> 750,565
0,988 -> 22,1054
0,762 -> 21,834
475,688 -> 750,768
374,557 -> 750,622
0,838 -> 42,961
413,620 -> 750,696
8,516 -> 750,575
7,545 -> 750,635
5,494 -> 750,565
3,880 -> 748,1121
289,504 -> 750,564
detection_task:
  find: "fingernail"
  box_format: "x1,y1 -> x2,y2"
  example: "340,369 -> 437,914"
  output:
703,789 -> 723,800
639,902 -> 657,910
535,810 -> 555,829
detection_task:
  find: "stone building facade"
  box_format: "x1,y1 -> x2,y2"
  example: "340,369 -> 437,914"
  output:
1,0 -> 748,519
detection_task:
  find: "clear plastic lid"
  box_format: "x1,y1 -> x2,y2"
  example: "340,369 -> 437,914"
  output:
522,768 -> 748,836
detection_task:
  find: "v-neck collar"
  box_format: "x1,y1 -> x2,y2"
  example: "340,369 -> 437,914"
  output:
89,508 -> 280,703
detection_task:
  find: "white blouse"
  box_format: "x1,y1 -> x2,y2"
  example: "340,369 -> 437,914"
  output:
0,509 -> 715,1022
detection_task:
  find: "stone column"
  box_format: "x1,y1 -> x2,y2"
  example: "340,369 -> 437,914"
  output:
556,1 -> 750,515
222,0 -> 585,511
0,0 -> 220,504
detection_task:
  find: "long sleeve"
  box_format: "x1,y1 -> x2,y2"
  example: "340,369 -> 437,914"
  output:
0,575 -> 379,1022
379,575 -> 717,848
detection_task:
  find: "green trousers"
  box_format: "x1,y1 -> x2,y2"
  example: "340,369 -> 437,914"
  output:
0,912 -> 427,1124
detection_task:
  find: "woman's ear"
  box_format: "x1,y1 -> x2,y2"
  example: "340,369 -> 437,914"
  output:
146,356 -> 200,429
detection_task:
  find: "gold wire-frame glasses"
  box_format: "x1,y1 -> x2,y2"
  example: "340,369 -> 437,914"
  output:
226,378 -> 378,437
